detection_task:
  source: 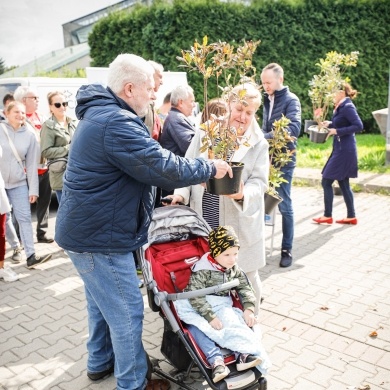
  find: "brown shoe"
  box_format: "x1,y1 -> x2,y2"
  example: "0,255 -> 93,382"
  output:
146,379 -> 171,390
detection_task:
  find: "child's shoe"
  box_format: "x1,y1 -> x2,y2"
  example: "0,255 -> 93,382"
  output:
212,359 -> 230,383
236,353 -> 262,371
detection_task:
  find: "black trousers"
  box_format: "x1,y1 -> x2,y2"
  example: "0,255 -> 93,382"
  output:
36,171 -> 52,239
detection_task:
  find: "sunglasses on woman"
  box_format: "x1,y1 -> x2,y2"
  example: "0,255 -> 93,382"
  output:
53,102 -> 68,108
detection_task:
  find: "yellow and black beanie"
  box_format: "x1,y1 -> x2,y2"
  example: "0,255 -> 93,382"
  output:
208,225 -> 240,259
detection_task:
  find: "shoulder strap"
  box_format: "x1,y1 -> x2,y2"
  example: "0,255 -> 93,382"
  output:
0,123 -> 24,169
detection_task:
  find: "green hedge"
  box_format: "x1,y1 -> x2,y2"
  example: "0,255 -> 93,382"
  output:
89,0 -> 390,133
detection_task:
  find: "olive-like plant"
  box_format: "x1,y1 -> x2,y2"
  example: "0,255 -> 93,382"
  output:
309,51 -> 359,131
177,37 -> 260,161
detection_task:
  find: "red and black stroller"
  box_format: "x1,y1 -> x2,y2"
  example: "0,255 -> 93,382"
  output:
138,205 -> 268,390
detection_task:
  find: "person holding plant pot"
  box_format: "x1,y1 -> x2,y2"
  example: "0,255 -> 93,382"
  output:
167,83 -> 269,315
40,91 -> 77,203
313,82 -> 363,225
261,63 -> 301,268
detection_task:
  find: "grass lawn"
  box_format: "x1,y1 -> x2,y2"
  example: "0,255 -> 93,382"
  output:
297,134 -> 390,174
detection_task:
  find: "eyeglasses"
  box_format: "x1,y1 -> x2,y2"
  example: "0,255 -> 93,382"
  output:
53,102 -> 68,108
25,96 -> 39,101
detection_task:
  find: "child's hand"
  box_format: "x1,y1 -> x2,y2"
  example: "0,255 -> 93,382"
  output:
243,309 -> 256,328
210,317 -> 223,330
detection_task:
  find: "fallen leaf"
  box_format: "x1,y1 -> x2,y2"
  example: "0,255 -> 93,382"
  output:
320,306 -> 329,311
369,331 -> 378,338
282,327 -> 286,331
358,385 -> 371,390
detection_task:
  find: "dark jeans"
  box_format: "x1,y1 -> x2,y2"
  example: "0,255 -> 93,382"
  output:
277,166 -> 294,251
322,177 -> 355,218
36,171 -> 52,239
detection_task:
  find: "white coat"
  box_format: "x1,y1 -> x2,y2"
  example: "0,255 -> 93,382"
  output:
175,120 -> 269,272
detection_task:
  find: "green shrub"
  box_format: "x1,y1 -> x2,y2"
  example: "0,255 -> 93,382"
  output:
88,0 -> 390,133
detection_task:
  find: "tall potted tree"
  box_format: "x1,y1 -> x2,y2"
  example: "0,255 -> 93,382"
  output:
307,51 -> 359,143
177,37 -> 260,194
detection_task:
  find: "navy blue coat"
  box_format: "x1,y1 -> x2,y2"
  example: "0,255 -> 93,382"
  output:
262,86 -> 301,168
160,108 -> 196,157
55,84 -> 214,253
322,98 -> 363,180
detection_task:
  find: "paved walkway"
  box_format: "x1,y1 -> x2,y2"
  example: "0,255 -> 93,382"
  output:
1,185 -> 390,390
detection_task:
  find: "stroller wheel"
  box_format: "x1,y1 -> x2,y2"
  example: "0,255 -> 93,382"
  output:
173,371 -> 186,382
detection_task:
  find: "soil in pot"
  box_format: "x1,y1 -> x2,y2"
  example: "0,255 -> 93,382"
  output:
206,162 -> 244,195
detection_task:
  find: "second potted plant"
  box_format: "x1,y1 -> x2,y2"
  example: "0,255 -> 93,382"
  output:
265,115 -> 295,214
307,50 -> 359,143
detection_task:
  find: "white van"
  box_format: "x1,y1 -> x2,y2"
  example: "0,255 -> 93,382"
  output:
0,77 -> 88,118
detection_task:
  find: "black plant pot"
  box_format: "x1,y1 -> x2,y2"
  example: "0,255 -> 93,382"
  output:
309,126 -> 328,144
264,192 -> 283,215
206,162 -> 244,195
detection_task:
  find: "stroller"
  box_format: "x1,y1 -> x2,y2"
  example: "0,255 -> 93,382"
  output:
138,205 -> 268,390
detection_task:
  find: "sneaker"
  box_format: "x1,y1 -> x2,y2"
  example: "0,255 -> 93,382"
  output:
12,247 -> 23,263
138,278 -> 144,288
0,265 -> 19,282
26,253 -> 52,269
236,354 -> 262,371
136,266 -> 143,275
280,249 -> 293,268
212,359 -> 229,383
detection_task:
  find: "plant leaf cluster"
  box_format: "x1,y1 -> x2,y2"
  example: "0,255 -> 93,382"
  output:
178,37 -> 259,161
309,51 -> 359,128
267,115 -> 295,196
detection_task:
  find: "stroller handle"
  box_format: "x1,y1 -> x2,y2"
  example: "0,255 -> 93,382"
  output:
166,279 -> 240,301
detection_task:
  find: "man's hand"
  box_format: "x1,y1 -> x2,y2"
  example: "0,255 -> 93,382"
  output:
165,194 -> 185,205
212,160 -> 233,179
210,317 -> 223,330
243,309 -> 257,328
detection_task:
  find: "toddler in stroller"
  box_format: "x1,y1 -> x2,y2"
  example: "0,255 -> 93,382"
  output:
175,225 -> 270,383
141,206 -> 269,390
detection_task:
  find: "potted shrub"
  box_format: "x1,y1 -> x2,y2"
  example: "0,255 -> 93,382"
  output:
307,50 -> 359,143
177,37 -> 260,194
265,115 -> 295,214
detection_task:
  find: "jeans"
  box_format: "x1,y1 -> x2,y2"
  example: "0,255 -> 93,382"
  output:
5,212 -> 20,249
5,185 -> 35,258
186,324 -> 223,366
322,178 -> 355,218
36,171 -> 51,239
277,166 -> 294,250
66,250 -> 148,390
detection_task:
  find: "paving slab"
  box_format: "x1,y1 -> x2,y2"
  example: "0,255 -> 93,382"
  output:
1,185 -> 390,390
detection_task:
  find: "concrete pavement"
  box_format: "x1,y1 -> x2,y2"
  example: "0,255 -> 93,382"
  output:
1,184 -> 390,390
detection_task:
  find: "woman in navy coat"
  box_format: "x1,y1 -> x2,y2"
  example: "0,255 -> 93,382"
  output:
313,82 -> 363,225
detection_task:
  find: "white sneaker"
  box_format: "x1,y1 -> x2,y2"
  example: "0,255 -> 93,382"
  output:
0,265 -> 19,282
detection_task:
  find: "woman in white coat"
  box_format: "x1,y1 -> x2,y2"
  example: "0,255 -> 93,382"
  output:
168,83 -> 269,314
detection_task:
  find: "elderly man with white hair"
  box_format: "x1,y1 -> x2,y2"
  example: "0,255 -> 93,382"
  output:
160,84 -> 196,157
55,53 -> 232,390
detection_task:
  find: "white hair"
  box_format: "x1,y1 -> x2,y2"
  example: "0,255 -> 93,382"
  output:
148,60 -> 164,73
170,85 -> 194,107
13,86 -> 38,102
107,54 -> 154,94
